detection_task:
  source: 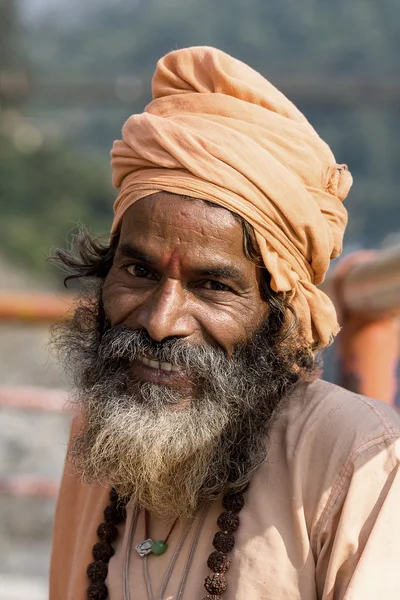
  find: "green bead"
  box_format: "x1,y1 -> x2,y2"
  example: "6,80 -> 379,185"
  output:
151,540 -> 168,555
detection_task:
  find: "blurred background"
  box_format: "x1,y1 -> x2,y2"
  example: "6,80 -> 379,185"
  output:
0,0 -> 399,597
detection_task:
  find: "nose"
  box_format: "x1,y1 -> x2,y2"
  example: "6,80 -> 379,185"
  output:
134,279 -> 195,342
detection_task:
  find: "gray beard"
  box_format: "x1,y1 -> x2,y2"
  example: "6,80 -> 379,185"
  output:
54,293 -> 300,518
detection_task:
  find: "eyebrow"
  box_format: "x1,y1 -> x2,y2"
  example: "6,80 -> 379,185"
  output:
116,243 -> 246,283
195,266 -> 243,281
117,243 -> 157,265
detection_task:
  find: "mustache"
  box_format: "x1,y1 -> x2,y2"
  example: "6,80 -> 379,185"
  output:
97,325 -> 228,374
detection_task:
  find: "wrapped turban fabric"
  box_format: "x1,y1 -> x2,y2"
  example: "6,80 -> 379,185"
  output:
111,46 -> 352,348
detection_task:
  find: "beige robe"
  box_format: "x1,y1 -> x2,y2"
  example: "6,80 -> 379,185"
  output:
50,379 -> 400,599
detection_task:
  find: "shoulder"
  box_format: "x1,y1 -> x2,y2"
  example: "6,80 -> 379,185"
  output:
271,379 -> 400,487
50,414 -> 109,599
278,378 -> 400,449
269,380 -> 400,538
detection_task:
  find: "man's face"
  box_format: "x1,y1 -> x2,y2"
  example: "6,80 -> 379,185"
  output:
103,192 -> 269,390
58,193 -> 304,517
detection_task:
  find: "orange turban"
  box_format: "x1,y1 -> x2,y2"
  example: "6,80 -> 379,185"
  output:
111,46 -> 352,348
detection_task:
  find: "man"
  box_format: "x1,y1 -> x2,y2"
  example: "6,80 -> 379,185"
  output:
50,47 -> 400,600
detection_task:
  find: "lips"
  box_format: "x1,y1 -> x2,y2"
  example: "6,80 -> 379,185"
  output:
131,354 -> 187,387
138,355 -> 182,372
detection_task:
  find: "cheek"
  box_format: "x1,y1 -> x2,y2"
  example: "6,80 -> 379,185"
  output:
195,298 -> 269,354
102,276 -> 143,324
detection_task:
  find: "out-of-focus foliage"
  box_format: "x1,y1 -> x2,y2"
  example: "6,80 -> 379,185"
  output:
0,133 -> 112,271
1,0 -> 399,278
25,0 -> 400,77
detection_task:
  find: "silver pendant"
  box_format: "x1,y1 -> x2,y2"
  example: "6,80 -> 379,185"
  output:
135,538 -> 154,557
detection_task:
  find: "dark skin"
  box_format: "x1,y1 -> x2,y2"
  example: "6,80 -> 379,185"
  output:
103,192 -> 269,387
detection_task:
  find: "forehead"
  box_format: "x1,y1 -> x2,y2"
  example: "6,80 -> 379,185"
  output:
118,193 -> 247,261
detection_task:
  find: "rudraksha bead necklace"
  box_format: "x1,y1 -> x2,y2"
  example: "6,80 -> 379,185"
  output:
86,487 -> 247,600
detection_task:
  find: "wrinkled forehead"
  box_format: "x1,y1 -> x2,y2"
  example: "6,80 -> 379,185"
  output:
120,192 -> 240,230
117,192 -> 249,260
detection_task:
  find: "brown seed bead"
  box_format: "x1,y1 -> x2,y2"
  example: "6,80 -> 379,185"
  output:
87,560 -> 108,582
92,541 -> 114,563
87,581 -> 108,600
207,550 -> 231,573
104,502 -> 125,525
97,521 -> 118,543
212,531 -> 235,553
217,511 -> 240,533
204,573 -> 227,595
222,492 -> 244,513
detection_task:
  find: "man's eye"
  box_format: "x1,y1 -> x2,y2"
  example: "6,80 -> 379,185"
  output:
202,280 -> 231,292
125,264 -> 154,279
